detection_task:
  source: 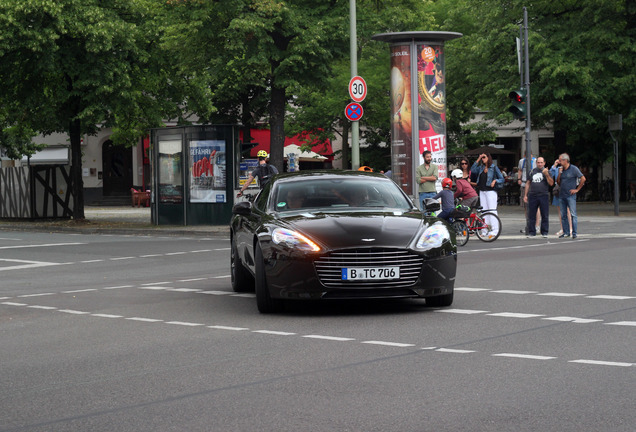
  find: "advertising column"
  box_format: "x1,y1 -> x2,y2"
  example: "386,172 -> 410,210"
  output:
417,44 -> 447,184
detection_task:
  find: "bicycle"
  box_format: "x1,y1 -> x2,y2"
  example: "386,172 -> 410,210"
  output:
452,205 -> 502,243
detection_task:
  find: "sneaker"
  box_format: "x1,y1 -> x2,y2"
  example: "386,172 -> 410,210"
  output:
527,234 -> 535,238
555,230 -> 563,236
559,233 -> 570,238
542,234 -> 548,238
572,234 -> 577,239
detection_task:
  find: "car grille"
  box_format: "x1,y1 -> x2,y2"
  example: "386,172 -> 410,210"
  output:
314,248 -> 423,288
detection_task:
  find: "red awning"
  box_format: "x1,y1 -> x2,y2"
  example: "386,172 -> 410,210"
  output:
241,129 -> 333,161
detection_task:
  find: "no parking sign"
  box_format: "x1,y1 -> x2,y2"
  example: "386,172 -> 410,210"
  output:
345,102 -> 364,121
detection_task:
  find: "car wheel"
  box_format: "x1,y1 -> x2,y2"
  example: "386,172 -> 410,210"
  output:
231,236 -> 253,292
255,242 -> 283,313
425,292 -> 454,307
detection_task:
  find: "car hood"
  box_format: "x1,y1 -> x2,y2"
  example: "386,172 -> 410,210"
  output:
280,211 -> 426,249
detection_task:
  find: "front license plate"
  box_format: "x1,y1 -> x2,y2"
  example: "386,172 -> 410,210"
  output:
341,267 -> 400,281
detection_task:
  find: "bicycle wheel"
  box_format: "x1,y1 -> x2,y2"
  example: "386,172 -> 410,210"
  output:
451,220 -> 469,246
474,212 -> 502,242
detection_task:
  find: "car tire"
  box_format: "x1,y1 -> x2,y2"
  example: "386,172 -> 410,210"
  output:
231,236 -> 253,292
425,292 -> 454,307
255,242 -> 283,313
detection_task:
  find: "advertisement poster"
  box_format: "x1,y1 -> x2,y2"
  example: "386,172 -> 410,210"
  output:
189,140 -> 226,203
390,44 -> 413,194
158,139 -> 183,204
238,159 -> 259,188
417,44 -> 447,184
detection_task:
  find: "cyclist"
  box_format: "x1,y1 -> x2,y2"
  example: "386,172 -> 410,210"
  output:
432,178 -> 455,220
451,169 -> 478,209
237,150 -> 279,197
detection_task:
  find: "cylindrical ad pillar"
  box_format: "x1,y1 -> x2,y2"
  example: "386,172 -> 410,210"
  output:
373,32 -> 462,198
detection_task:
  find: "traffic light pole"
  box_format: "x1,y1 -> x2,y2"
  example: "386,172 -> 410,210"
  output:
523,7 -> 532,182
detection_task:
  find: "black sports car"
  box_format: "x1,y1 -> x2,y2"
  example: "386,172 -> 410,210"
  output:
230,170 -> 457,313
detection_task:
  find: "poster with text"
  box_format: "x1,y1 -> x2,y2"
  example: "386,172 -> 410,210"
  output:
390,45 -> 413,194
189,140 -> 226,203
417,44 -> 447,185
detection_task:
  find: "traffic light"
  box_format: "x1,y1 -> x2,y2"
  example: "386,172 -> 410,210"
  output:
508,88 -> 527,120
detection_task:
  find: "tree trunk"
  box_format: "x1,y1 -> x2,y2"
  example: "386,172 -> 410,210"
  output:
69,118 -> 85,220
269,84 -> 286,172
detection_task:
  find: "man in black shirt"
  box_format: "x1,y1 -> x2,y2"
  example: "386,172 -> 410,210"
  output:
237,150 -> 279,197
523,157 -> 554,237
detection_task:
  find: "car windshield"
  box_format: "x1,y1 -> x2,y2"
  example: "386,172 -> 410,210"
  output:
273,177 -> 413,212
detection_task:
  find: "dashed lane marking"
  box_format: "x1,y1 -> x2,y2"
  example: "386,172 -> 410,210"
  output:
2,302 -> 634,368
0,258 -> 66,272
492,353 -> 556,360
62,289 -> 98,294
487,312 -> 546,318
18,293 -> 55,298
605,321 -> 636,327
0,242 -> 85,250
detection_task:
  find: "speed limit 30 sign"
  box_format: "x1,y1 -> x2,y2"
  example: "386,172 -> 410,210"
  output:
349,76 -> 367,103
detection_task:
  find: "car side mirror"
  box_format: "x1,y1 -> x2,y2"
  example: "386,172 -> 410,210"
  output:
232,201 -> 252,216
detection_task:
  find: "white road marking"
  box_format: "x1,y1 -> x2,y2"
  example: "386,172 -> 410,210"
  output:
139,286 -> 168,290
141,281 -> 171,286
0,237 -> 21,240
487,312 -> 546,318
126,317 -> 163,323
436,348 -> 475,354
18,293 -> 54,297
103,285 -> 133,290
80,259 -> 105,263
62,289 -> 97,294
537,292 -> 586,297
0,297 -> 11,300
605,321 -> 636,327
436,309 -> 490,314
493,353 -> 556,360
586,295 -> 636,300
110,257 -> 135,261
165,252 -> 187,255
212,275 -> 231,279
199,291 -> 231,295
362,341 -> 415,348
0,242 -> 84,250
491,290 -> 538,295
569,359 -> 633,367
542,316 -> 603,323
455,287 -> 491,292
253,330 -> 296,336
2,301 -> 633,369
178,278 -> 207,282
191,250 -> 212,253
167,288 -> 202,292
140,254 -> 162,258
165,321 -> 204,326
214,248 -> 231,251
231,293 -> 256,298
303,335 -> 355,342
208,325 -> 249,331
0,259 -> 64,271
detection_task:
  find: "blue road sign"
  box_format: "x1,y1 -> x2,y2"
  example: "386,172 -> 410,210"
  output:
345,102 -> 364,121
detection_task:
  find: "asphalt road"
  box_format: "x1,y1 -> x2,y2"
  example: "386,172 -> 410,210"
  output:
1,231 -> 634,432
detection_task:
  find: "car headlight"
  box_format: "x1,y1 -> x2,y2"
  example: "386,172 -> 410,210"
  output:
415,222 -> 450,250
272,228 -> 321,252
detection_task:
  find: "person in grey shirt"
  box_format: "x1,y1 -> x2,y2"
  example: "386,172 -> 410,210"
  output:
556,153 -> 586,238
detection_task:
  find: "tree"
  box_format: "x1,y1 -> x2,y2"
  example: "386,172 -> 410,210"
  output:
0,0 -> 172,219
433,0 -> 635,196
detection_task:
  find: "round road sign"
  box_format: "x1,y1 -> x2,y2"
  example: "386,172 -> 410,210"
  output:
349,76 -> 367,102
345,102 -> 364,122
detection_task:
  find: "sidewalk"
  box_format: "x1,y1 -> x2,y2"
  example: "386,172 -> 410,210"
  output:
0,201 -> 634,238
